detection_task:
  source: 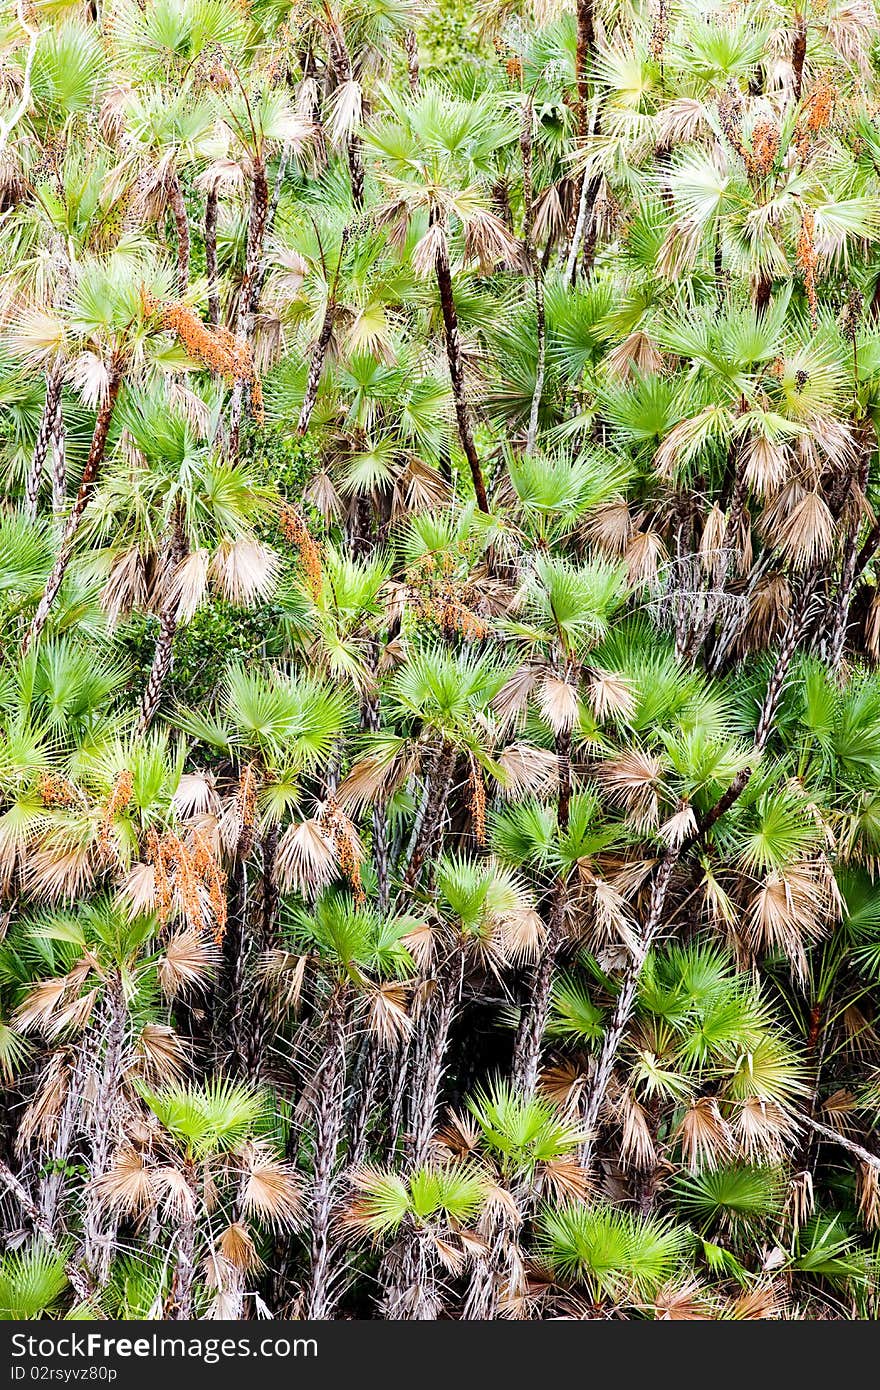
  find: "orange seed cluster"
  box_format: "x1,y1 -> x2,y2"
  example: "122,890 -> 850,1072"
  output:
147,828 -> 228,942
319,798 -> 365,906
796,208 -> 819,327
142,291 -> 264,423
98,768 -> 133,858
280,504 -> 323,602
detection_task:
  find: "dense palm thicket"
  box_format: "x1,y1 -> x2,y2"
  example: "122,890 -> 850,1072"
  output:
2,0 -> 880,1324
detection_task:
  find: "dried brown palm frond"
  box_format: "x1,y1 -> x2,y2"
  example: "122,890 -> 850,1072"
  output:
400,920 -> 436,973
27,834 -> 97,902
153,1164 -> 196,1219
701,864 -> 738,929
241,1150 -> 302,1231
746,865 -> 830,980
275,818 -> 337,894
586,668 -> 636,722
539,1060 -> 590,1114
364,981 -> 412,1046
132,1023 -> 188,1084
731,1097 -> 799,1163
583,500 -> 633,557
259,948 -> 308,1018
492,662 -> 543,729
219,1222 -> 262,1273
738,571 -> 792,652
658,801 -> 697,849
865,587 -> 880,661
94,1148 -> 158,1217
676,1096 -> 735,1172
156,929 -> 217,996
537,1157 -> 591,1203
15,1048 -> 72,1150
818,1088 -> 858,1132
786,1167 -> 815,1232
208,539 -> 279,607
857,1161 -> 880,1230
614,1087 -> 657,1170
434,1109 -> 482,1160
334,745 -> 412,814
624,529 -> 666,588
650,1279 -> 715,1320
725,1282 -> 785,1320
598,748 -> 666,827
743,435 -> 789,497
14,964 -> 93,1036
495,742 -> 558,798
605,330 -> 663,381
772,490 -> 835,569
497,906 -> 544,964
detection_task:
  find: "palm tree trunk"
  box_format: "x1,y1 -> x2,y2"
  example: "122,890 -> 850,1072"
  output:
228,156 -> 269,452
792,16 -> 807,103
168,174 -> 189,297
297,300 -> 335,435
347,1036 -> 382,1168
402,742 -> 456,889
205,186 -> 220,327
83,974 -> 126,1284
513,726 -> 572,1094
22,363 -> 122,656
575,0 -> 595,138
410,956 -> 458,1166
521,99 -> 545,456
170,1167 -> 199,1319
50,383 -> 66,516
404,29 -> 419,93
307,986 -> 348,1319
380,1224 -> 442,1318
25,361 -> 64,520
326,20 -> 365,209
434,231 -> 489,513
513,887 -> 565,1097
38,1038 -> 92,1233
138,508 -> 187,731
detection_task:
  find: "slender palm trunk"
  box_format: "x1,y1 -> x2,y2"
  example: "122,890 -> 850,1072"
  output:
326,21 -> 365,209
410,956 -> 458,1166
168,174 -> 189,297
205,186 -> 220,327
792,16 -> 807,103
50,384 -> 66,516
347,1036 -> 382,1168
513,726 -> 572,1094
228,157 -> 269,453
575,0 -> 594,139
25,360 -> 64,520
434,232 -> 489,513
38,1038 -> 93,1233
380,1225 -> 442,1319
402,742 -> 456,889
521,99 -> 545,456
297,300 -> 335,436
170,1167 -> 200,1319
83,974 -> 126,1284
404,29 -> 419,93
307,987 -> 348,1319
23,364 -> 122,656
138,508 -> 187,731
